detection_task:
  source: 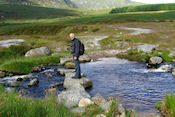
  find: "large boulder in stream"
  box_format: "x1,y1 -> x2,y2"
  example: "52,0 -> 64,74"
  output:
137,44 -> 159,53
149,56 -> 163,65
57,89 -> 91,108
25,47 -> 51,57
0,71 -> 6,78
56,68 -> 75,76
64,77 -> 92,90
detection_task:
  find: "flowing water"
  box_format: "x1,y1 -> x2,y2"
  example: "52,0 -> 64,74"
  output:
81,57 -> 175,113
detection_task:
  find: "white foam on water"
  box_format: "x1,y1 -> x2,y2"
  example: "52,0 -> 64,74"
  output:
0,39 -> 25,48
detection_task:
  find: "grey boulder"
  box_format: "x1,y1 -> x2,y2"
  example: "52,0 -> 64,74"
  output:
56,68 -> 75,76
25,47 -> 50,57
64,77 -> 93,90
70,107 -> 85,113
64,62 -> 75,69
149,56 -> 163,64
57,89 -> 91,108
137,44 -> 159,53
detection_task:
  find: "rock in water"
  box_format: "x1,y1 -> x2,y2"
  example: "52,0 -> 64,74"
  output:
25,47 -> 50,57
60,56 -> 73,65
64,77 -> 93,90
92,93 -> 106,106
31,65 -> 45,73
137,44 -> 159,53
157,65 -> 173,72
8,81 -> 21,87
56,68 -> 75,76
57,89 -> 91,108
28,79 -> 39,87
64,62 -> 75,69
149,56 -> 163,65
78,98 -> 94,107
79,55 -> 91,63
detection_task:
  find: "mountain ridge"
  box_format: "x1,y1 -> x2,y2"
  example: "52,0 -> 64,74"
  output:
0,0 -> 143,10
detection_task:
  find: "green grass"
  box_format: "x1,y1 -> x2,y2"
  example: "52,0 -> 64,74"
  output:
1,9 -> 175,35
0,53 -> 71,74
0,85 -> 75,117
0,4 -> 79,20
156,93 -> 175,117
110,3 -> 175,13
116,49 -> 175,63
0,45 -> 31,64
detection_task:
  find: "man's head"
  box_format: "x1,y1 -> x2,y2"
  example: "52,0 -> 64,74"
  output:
69,33 -> 75,40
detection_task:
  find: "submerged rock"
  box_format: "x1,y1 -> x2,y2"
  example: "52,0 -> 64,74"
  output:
8,81 -> 21,87
45,72 -> 53,78
78,98 -> 94,107
28,79 -> 39,87
149,56 -> 163,65
25,47 -> 51,57
137,44 -> 159,53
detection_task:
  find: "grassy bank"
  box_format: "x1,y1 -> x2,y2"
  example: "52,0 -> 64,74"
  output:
0,85 -> 75,117
110,3 -> 175,13
156,93 -> 175,117
116,49 -> 174,63
0,53 -> 71,74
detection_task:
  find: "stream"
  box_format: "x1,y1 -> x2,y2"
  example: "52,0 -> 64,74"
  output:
81,58 -> 175,114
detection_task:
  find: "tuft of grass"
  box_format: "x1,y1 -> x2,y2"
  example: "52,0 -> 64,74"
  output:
0,55 -> 66,74
0,45 -> 31,64
110,3 -> 175,13
0,85 -> 75,117
156,93 -> 175,117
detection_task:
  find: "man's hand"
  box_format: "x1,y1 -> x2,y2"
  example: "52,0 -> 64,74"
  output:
74,57 -> 77,60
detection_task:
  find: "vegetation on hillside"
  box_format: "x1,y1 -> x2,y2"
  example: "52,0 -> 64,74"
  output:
110,3 -> 175,13
0,4 -> 79,20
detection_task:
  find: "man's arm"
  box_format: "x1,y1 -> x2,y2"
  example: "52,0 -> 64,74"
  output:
74,39 -> 80,58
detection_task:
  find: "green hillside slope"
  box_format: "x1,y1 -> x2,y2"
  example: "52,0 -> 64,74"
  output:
110,3 -> 175,13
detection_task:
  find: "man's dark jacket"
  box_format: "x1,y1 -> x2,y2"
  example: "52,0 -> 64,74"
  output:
71,38 -> 80,57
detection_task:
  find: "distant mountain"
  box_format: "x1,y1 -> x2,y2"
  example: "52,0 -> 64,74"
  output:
0,0 -> 143,10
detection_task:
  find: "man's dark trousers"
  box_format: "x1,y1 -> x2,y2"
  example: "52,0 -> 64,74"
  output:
73,56 -> 81,78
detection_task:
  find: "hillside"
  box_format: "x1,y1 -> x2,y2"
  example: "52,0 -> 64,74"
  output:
110,3 -> 175,13
0,0 -> 142,10
0,4 -> 79,19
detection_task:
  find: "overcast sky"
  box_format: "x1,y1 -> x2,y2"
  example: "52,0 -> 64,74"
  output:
132,0 -> 175,4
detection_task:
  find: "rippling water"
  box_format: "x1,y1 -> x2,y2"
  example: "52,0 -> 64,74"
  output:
81,57 -> 175,113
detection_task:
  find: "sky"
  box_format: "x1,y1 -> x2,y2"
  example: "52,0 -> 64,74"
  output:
132,0 -> 175,4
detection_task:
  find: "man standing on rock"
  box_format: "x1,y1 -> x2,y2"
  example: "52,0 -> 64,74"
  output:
69,33 -> 81,79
